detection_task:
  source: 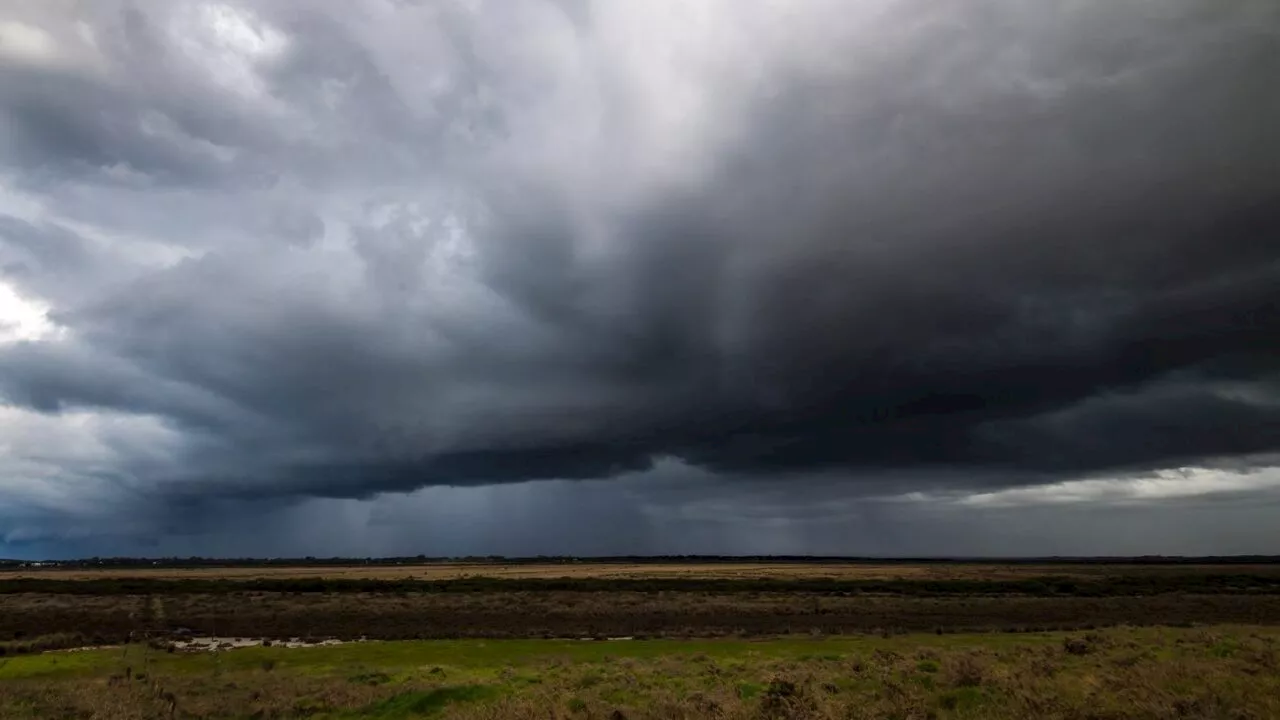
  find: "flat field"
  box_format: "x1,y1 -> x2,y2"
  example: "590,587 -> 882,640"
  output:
7,561 -> 1280,582
2,562 -> 1279,717
2,562 -> 1280,649
6,589 -> 1280,649
2,626 -> 1278,719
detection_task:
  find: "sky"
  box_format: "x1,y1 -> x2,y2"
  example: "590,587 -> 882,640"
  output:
1,0 -> 1278,559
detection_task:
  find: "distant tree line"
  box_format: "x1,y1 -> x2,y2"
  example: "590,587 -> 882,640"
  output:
3,554 -> 1279,569
3,573 -> 1280,597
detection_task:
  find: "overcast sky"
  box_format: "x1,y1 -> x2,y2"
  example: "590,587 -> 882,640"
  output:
1,0 -> 1278,559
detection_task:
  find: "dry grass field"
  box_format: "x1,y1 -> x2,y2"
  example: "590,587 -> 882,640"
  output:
6,561 -> 1279,582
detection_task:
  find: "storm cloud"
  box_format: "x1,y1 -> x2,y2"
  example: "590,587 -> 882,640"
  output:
1,0 -> 1279,553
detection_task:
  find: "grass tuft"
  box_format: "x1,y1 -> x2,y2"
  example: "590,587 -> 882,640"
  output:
355,685 -> 497,718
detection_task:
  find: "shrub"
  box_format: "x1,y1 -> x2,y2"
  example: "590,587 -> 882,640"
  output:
949,655 -> 985,687
1064,637 -> 1093,655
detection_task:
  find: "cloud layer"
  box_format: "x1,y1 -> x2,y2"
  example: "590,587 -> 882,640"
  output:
1,0 -> 1279,551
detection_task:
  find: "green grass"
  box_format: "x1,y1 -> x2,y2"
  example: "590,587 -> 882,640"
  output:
0,647 -> 121,678
737,681 -> 764,699
347,686 -> 499,718
0,632 -> 1071,680
2,626 -> 1279,718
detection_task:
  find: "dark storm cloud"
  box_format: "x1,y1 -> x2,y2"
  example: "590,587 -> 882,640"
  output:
0,0 -> 1279,537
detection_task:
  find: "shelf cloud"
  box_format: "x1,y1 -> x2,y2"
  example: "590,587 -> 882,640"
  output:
1,0 -> 1278,555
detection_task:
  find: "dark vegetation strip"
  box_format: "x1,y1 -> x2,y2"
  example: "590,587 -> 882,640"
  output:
3,574 -> 1280,596
5,555 -> 1280,569
6,594 -> 1280,653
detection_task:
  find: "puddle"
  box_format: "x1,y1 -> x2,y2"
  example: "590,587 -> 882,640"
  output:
169,636 -> 358,652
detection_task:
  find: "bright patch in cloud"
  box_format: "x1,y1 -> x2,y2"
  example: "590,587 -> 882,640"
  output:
955,467 -> 1280,508
0,283 -> 62,344
0,21 -> 58,65
172,3 -> 288,98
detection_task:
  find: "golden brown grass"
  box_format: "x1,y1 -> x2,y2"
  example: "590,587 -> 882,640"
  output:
7,561 -> 1278,582
1,626 -> 1278,719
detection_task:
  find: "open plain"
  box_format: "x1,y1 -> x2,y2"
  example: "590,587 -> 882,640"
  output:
3,561 -> 1279,717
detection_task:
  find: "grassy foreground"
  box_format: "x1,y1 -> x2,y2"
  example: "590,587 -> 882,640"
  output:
1,626 -> 1278,719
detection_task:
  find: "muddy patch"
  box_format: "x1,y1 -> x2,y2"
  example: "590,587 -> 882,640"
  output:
168,636 -> 357,652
